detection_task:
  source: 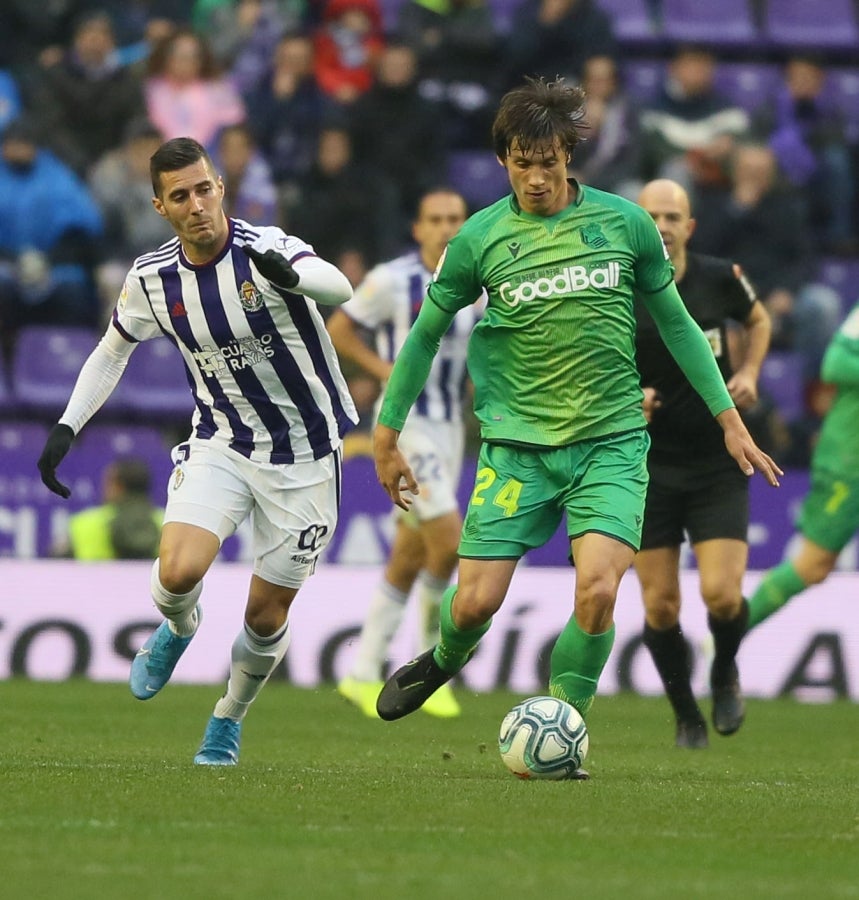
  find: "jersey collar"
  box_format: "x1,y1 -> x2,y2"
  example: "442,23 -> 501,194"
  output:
178,217 -> 235,270
509,178 -> 585,221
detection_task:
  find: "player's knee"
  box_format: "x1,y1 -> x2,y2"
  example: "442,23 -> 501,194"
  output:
424,544 -> 459,579
642,585 -> 681,628
576,572 -> 618,610
245,585 -> 296,637
701,584 -> 742,620
244,606 -> 288,638
451,590 -> 498,630
803,558 -> 834,586
574,577 -> 618,632
646,604 -> 680,630
156,554 -> 206,596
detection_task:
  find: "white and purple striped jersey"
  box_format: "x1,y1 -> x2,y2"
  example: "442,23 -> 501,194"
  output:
345,250 -> 482,423
113,218 -> 358,464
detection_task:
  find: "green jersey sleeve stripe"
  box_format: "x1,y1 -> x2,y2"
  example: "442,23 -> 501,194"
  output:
635,277 -> 675,296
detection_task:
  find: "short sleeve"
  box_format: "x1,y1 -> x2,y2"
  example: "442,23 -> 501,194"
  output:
345,264 -> 397,330
113,270 -> 162,342
726,262 -> 759,323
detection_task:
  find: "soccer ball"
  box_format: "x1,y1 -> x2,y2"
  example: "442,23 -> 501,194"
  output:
498,695 -> 589,780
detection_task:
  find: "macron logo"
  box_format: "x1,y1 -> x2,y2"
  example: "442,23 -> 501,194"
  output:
499,263 -> 622,307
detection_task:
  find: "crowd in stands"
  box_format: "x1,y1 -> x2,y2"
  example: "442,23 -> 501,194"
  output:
0,0 -> 858,466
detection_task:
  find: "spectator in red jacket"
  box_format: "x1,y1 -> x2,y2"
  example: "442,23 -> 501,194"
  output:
313,0 -> 384,105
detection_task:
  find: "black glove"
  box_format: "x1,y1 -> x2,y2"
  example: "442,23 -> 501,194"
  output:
37,423 -> 75,498
243,245 -> 299,290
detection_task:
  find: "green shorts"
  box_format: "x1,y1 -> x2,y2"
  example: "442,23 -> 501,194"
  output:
458,429 -> 650,559
797,467 -> 859,553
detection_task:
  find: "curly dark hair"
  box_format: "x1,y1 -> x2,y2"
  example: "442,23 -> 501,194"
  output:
492,77 -> 587,161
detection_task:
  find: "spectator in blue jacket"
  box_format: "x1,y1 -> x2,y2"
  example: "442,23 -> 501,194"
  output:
0,117 -> 104,345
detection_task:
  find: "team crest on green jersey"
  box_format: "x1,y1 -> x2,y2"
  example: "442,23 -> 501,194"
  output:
580,223 -> 609,249
240,280 -> 264,312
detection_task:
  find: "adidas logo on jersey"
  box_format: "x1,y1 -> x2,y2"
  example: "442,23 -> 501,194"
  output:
499,263 -> 621,306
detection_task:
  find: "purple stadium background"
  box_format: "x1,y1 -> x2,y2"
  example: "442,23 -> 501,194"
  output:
3,418 -> 852,570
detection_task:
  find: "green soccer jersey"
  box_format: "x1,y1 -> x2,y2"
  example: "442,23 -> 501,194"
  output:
816,302 -> 859,477
426,185 -> 674,446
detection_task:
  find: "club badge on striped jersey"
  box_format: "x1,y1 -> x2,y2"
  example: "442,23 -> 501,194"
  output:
171,466 -> 184,491
240,280 -> 264,312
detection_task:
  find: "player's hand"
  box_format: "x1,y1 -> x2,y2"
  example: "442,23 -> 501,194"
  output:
373,424 -> 419,511
37,423 -> 75,498
726,370 -> 758,409
243,245 -> 299,290
718,409 -> 782,487
641,386 -> 662,423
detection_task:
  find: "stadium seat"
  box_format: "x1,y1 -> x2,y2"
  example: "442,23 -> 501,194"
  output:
758,350 -> 806,423
713,62 -> 780,115
622,59 -> 663,103
9,325 -> 122,418
0,419 -> 48,465
817,258 -> 859,314
61,423 -> 176,505
377,0 -> 406,34
447,149 -> 511,213
0,421 -> 53,548
488,0 -> 523,36
0,367 -> 15,417
595,0 -> 658,47
660,0 -> 758,46
763,0 -> 859,51
824,67 -> 859,143
119,337 -> 194,424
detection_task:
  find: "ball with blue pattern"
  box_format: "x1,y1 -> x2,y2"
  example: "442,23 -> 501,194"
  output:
499,695 -> 589,779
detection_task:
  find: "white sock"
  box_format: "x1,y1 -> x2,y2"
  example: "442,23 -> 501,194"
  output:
150,560 -> 202,638
349,580 -> 409,682
417,572 -> 449,653
214,621 -> 291,722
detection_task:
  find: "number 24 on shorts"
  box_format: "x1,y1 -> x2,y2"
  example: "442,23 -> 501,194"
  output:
471,467 -> 523,517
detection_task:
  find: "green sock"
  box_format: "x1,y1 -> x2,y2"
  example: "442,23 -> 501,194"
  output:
747,562 -> 808,630
432,586 -> 492,674
548,616 -> 615,720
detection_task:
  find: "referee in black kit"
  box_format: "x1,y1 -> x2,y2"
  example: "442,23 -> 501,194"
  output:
632,179 -> 772,749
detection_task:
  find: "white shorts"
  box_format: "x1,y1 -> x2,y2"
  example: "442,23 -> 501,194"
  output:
397,417 -> 464,523
163,439 -> 341,589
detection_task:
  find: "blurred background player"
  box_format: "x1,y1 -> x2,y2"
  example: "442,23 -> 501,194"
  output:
327,187 -> 481,718
53,457 -> 164,561
745,302 -> 859,630
633,179 -> 771,748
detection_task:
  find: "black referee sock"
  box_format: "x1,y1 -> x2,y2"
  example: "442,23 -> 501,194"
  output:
642,623 -> 703,723
708,599 -> 749,683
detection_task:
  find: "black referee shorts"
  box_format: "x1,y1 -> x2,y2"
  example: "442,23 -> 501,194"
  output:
639,457 -> 749,550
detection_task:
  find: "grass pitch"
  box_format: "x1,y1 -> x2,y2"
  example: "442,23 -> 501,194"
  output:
1,680 -> 857,900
